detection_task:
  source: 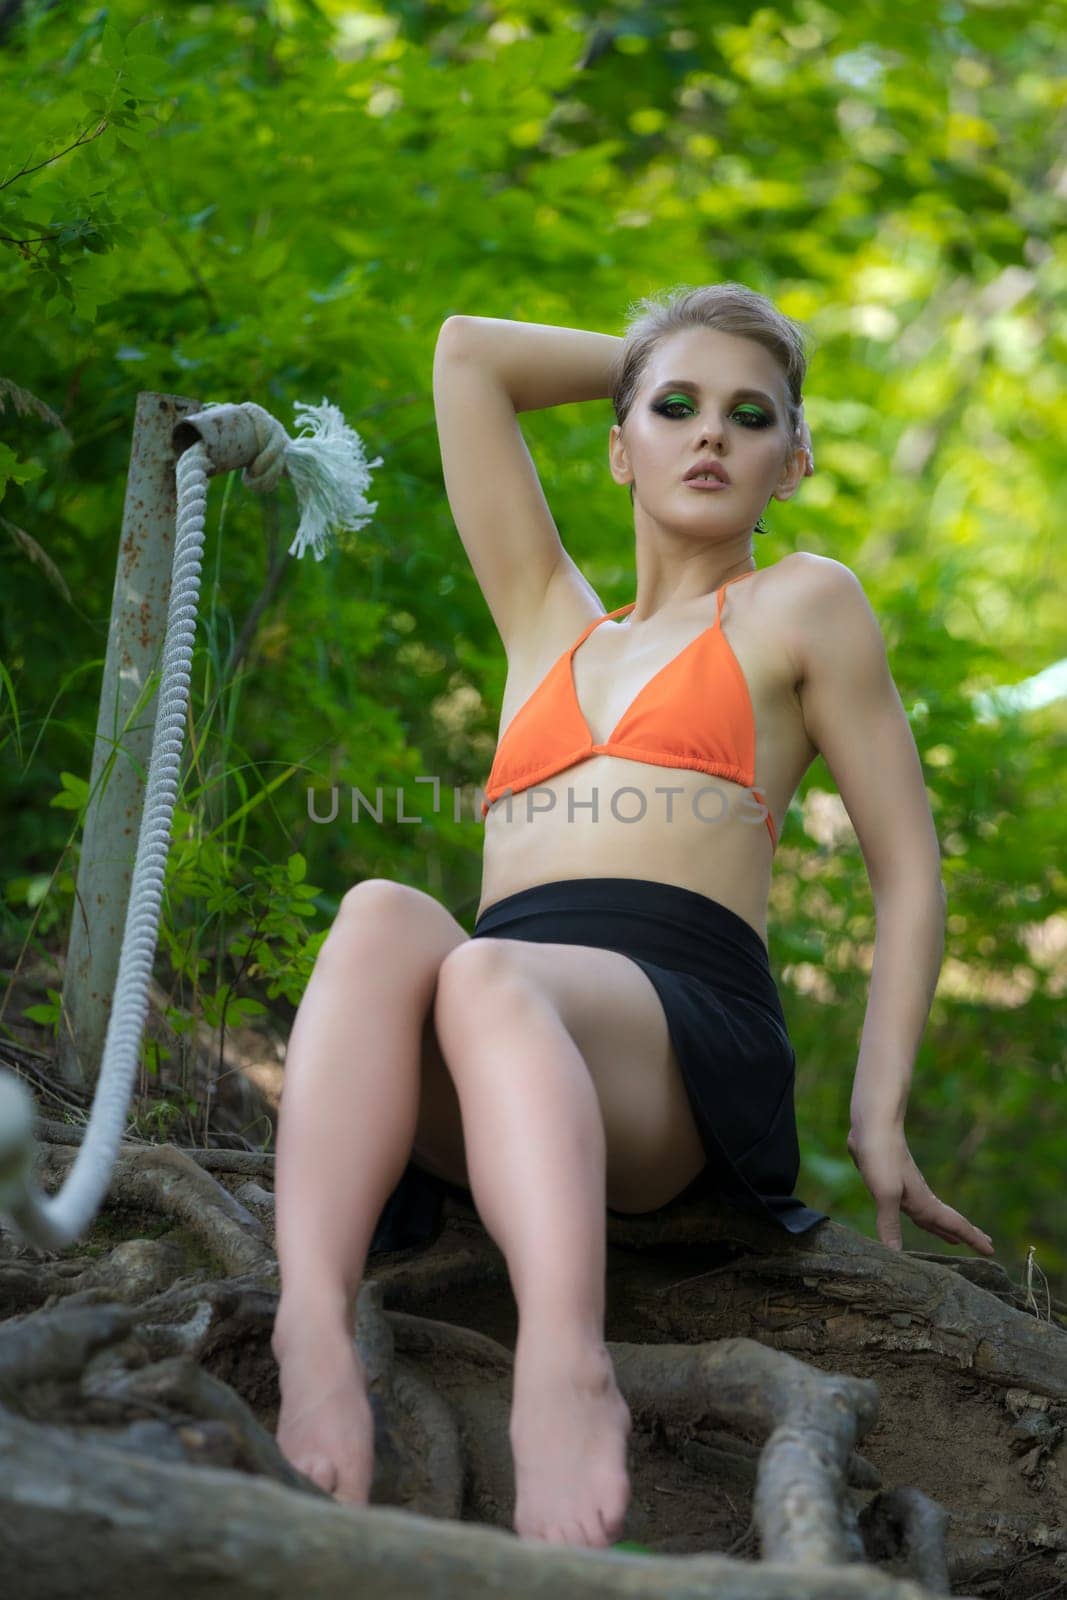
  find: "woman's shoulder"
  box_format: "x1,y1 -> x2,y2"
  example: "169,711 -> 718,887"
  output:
759,552 -> 872,687
525,550 -> 864,655
762,551 -> 868,621
767,550 -> 861,588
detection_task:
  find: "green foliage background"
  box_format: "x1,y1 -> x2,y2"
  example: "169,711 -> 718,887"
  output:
1,0 -> 1063,1291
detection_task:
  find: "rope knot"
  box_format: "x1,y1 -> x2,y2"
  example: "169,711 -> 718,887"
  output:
239,402 -> 290,495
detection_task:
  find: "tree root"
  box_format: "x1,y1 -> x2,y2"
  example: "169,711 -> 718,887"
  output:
0,1402 -> 957,1600
0,1131 -> 1064,1599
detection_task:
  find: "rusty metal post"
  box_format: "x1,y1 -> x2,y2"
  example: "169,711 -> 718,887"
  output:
57,391 -> 200,1089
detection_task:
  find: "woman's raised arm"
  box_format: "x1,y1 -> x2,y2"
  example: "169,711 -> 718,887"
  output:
441,314 -> 622,414
431,317 -> 619,653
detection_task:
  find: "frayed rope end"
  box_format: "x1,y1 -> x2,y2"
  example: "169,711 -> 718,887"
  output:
284,398 -> 383,561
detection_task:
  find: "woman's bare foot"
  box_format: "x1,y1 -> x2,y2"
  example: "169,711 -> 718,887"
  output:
273,1322 -> 376,1505
509,1331 -> 633,1547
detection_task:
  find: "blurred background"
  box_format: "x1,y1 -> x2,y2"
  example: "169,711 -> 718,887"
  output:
0,0 -> 1063,1292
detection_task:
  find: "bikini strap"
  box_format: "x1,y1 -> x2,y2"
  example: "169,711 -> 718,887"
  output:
573,600 -> 636,649
715,569 -> 757,622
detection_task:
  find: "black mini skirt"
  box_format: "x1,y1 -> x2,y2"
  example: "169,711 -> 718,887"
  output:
369,877 -> 828,1255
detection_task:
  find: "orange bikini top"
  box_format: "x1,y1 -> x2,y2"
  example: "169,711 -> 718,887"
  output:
481,570 -> 777,850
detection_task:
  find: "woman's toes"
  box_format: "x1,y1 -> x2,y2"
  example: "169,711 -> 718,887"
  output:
297,1454 -> 338,1493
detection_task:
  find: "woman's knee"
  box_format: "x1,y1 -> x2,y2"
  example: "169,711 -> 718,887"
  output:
433,938 -> 525,1030
327,878 -> 468,973
337,877 -> 422,926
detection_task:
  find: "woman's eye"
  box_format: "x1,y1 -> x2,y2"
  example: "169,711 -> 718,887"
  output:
654,398 -> 771,427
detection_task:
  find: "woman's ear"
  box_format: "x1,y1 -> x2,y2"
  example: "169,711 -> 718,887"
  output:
795,403 -> 815,476
608,422 -> 633,493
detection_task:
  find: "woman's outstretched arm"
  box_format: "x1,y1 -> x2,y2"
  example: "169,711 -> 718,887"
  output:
790,554 -> 945,1111
789,553 -> 995,1256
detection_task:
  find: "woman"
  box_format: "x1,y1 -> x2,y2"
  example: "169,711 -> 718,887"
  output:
270,283 -> 995,1551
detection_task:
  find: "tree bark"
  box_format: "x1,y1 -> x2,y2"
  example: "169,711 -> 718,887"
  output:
0,1127 -> 1063,1599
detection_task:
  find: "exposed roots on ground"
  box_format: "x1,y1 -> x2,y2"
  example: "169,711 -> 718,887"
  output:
0,1130 -> 1064,1599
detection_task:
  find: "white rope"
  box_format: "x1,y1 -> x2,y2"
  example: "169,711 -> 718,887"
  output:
0,400 -> 379,1249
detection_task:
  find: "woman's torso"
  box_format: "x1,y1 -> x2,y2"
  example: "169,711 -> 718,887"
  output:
476,553 -> 820,946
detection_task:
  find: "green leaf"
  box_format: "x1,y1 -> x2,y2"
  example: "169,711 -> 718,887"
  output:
22,1002 -> 59,1025
0,444 -> 46,504
229,997 -> 268,1019
101,20 -> 126,68
49,771 -> 90,811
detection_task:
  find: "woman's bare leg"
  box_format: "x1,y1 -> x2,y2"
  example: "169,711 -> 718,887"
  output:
433,942 -> 633,1548
270,879 -> 468,1503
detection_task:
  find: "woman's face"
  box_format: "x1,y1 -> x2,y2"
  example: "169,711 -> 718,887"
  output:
609,325 -> 802,533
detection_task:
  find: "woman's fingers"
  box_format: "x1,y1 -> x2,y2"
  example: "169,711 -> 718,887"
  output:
849,1130 -> 995,1258
904,1186 -> 996,1256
